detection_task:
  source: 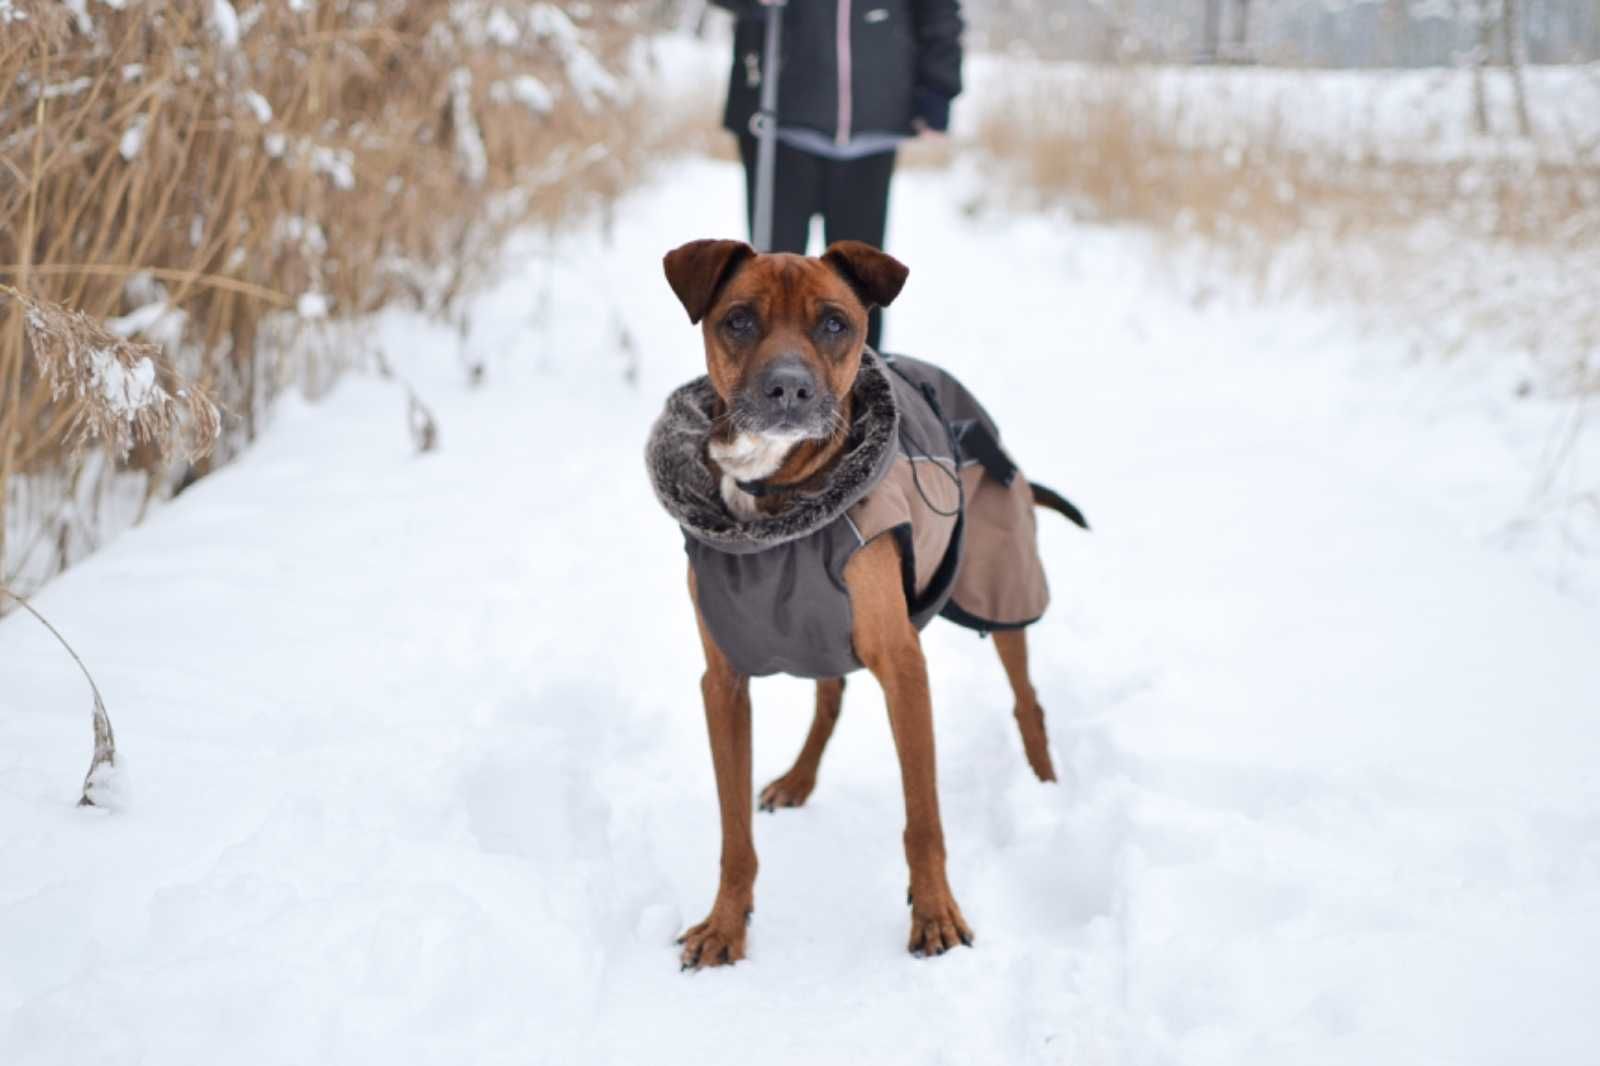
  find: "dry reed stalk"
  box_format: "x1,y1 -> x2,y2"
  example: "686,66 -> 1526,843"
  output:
0,583 -> 119,808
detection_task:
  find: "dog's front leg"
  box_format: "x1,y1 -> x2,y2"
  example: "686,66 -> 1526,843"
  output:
678,571 -> 757,969
845,537 -> 974,957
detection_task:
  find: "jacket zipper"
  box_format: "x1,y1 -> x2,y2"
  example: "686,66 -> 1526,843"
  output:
836,0 -> 852,145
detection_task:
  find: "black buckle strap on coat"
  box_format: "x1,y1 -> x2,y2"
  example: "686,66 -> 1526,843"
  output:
734,474 -> 792,498
954,420 -> 1017,487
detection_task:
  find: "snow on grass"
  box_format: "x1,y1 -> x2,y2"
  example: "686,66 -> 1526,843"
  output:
209,0 -> 240,48
309,143 -> 355,190
490,74 -> 555,114
450,68 -> 488,185
529,1 -> 620,110
295,291 -> 329,320
39,75 -> 94,100
1,160 -> 1596,1064
92,350 -> 160,415
105,299 -> 185,350
240,89 -> 272,123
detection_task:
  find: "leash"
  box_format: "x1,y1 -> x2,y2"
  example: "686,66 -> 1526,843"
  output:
751,0 -> 787,253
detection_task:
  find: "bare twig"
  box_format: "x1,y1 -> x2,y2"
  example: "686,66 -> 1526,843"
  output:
407,388 -> 438,454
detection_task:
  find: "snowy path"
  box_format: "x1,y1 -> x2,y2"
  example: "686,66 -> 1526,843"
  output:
3,161 -> 1597,1066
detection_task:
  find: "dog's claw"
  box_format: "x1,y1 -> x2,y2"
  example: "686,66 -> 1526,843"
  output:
959,930 -> 974,947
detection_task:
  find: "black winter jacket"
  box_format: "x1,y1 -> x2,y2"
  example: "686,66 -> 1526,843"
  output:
711,0 -> 963,142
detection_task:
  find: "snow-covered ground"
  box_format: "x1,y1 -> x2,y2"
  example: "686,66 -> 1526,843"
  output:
3,158 -> 1598,1065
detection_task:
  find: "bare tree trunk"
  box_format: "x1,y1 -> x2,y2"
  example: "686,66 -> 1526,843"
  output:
1501,0 -> 1534,136
1202,0 -> 1222,62
1232,0 -> 1253,61
1381,0 -> 1405,67
1470,0 -> 1492,135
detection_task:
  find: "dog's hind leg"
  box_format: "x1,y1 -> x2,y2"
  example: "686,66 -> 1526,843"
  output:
758,677 -> 845,812
993,629 -> 1058,782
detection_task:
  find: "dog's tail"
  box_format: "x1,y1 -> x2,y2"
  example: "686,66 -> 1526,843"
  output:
1030,482 -> 1090,531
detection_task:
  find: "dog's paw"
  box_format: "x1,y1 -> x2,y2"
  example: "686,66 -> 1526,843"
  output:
677,909 -> 749,971
758,771 -> 816,812
908,892 -> 974,958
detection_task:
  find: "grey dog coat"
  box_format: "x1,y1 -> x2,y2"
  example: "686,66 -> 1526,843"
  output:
646,351 -> 1049,679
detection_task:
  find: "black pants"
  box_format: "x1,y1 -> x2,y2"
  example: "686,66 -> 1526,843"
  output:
738,134 -> 897,350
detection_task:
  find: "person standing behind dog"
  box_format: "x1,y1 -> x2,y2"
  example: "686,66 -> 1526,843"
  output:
710,0 -> 964,350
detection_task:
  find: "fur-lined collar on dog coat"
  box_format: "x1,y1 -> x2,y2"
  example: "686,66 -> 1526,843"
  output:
646,351 -> 1049,679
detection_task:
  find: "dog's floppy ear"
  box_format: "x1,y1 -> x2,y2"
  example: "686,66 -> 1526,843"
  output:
822,240 -> 909,310
663,239 -> 756,325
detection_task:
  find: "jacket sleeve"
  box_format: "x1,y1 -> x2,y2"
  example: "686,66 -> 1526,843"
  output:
912,0 -> 964,131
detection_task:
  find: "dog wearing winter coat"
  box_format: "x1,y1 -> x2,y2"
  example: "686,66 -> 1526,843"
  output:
648,239 -> 1085,969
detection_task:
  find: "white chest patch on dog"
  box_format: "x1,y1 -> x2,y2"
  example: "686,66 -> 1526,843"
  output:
709,431 -> 801,521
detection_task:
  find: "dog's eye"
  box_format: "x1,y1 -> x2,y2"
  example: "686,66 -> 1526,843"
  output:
822,315 -> 846,335
724,309 -> 755,335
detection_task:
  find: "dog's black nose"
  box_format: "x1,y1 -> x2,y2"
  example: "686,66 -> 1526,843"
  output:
758,356 -> 817,414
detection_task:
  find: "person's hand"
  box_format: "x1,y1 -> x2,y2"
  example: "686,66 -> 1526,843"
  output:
911,118 -> 947,142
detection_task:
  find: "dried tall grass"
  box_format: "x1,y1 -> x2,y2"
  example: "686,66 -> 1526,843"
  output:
976,69 -> 1597,241
973,68 -> 1600,377
0,0 -> 663,595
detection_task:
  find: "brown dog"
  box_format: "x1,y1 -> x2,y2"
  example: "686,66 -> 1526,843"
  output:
656,238 -> 1070,969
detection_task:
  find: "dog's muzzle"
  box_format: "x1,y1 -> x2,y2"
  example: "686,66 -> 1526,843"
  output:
740,354 -> 833,436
